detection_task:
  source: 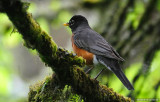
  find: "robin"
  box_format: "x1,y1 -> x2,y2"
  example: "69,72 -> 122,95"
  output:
64,15 -> 134,90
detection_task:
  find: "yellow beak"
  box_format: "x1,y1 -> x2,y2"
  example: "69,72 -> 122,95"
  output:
63,23 -> 69,26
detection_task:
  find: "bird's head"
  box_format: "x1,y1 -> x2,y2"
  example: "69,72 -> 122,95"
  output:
64,15 -> 89,31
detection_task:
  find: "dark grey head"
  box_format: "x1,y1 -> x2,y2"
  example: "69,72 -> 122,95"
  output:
64,15 -> 89,31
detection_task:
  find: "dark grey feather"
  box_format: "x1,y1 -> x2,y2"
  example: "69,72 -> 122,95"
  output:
73,28 -> 124,61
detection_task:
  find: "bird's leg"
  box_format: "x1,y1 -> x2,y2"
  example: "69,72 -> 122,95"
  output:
85,66 -> 93,74
94,68 -> 105,80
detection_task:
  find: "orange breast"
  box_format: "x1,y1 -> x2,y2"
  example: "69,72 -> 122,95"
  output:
71,34 -> 93,65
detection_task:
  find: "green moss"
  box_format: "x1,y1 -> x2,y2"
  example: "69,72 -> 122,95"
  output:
28,75 -> 61,102
28,80 -> 44,102
28,75 -> 84,102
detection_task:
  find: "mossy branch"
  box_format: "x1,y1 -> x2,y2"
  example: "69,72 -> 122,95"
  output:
0,0 -> 131,102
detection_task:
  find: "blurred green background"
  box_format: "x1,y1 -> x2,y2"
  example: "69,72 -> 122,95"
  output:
0,0 -> 160,101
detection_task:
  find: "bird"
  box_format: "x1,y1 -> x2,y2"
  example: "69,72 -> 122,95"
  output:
63,15 -> 134,90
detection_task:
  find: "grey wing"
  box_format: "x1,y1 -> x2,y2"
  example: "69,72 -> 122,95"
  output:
73,29 -> 124,61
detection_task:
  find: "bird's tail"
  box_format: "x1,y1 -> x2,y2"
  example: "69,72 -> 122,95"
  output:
111,68 -> 134,90
97,56 -> 134,90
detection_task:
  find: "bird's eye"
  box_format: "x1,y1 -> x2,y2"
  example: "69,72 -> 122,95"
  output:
70,20 -> 75,26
